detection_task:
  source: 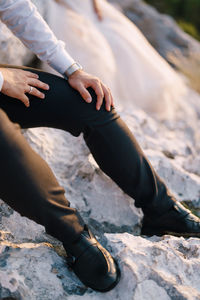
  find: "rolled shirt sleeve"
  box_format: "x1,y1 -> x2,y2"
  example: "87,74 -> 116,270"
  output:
0,71 -> 4,91
0,0 -> 75,74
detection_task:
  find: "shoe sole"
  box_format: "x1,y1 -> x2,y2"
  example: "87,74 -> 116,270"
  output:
141,228 -> 200,238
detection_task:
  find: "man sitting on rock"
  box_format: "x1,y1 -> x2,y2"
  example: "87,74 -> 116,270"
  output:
0,0 -> 200,293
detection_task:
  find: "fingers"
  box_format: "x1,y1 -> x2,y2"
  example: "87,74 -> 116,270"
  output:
77,79 -> 114,111
77,83 -> 92,103
21,75 -> 50,103
91,80 -> 104,110
20,94 -> 30,108
68,70 -> 114,111
1,68 -> 50,108
27,78 -> 49,99
20,83 -> 46,107
110,89 -> 115,107
101,83 -> 112,111
91,80 -> 113,111
28,78 -> 49,91
23,70 -> 39,79
26,86 -> 45,99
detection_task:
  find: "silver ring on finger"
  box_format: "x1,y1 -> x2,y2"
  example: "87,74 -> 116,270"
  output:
28,86 -> 33,94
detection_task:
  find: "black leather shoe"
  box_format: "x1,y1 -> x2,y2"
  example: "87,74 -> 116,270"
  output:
141,201 -> 200,237
63,225 -> 121,292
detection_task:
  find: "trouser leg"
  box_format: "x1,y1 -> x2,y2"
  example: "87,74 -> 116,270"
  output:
0,108 -> 84,243
83,115 -> 176,215
0,65 -> 176,220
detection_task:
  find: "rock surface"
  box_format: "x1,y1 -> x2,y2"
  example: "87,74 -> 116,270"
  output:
0,21 -> 32,66
1,0 -> 200,299
1,101 -> 200,299
1,232 -> 200,299
0,0 -> 47,66
109,0 -> 200,93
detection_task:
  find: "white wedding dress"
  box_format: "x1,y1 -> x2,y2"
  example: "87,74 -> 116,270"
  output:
42,0 -> 187,119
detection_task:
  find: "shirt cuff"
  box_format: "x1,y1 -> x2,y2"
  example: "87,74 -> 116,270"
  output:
47,41 -> 76,75
0,71 -> 4,92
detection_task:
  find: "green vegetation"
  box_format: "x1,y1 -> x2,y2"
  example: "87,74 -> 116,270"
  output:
145,0 -> 200,40
177,21 -> 200,41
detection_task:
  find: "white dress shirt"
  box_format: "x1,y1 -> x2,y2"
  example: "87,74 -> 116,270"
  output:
0,0 -> 76,91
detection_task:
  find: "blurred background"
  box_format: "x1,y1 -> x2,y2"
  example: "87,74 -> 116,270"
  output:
145,0 -> 200,41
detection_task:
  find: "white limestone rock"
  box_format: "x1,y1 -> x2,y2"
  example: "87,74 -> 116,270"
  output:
0,21 -> 33,66
0,241 -> 85,299
104,233 -> 200,300
0,0 -> 48,66
1,234 -> 200,299
0,86 -> 200,298
22,127 -> 143,235
1,103 -> 200,298
1,85 -> 200,298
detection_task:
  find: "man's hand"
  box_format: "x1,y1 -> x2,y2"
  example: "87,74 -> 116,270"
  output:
0,68 -> 49,107
68,69 -> 114,111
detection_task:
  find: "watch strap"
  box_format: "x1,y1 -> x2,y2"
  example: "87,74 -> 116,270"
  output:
63,62 -> 83,79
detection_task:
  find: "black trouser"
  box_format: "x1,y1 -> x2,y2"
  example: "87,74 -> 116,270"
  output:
0,65 -> 176,244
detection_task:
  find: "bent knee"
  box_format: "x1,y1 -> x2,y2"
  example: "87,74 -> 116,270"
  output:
80,88 -> 120,127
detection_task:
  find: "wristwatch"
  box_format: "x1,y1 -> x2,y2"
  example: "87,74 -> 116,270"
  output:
63,62 -> 83,79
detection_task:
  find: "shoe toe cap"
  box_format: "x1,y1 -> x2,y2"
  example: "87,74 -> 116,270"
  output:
73,243 -> 121,292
